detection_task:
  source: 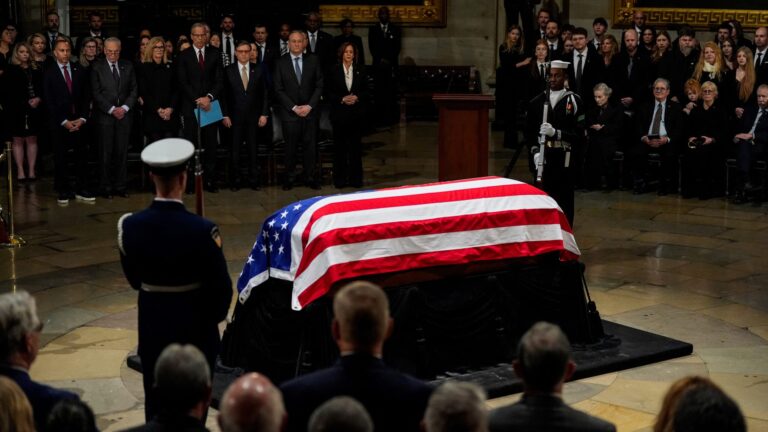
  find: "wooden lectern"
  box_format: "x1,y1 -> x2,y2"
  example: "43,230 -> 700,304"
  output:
433,94 -> 495,181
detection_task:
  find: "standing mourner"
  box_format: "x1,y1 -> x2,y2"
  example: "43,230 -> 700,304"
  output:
526,60 -> 585,226
118,138 -> 232,421
137,36 -> 178,143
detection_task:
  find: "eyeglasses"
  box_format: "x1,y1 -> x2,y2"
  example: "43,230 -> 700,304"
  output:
702,89 -> 715,94
191,33 -> 206,38
654,87 -> 668,92
153,45 -> 165,49
105,49 -> 120,54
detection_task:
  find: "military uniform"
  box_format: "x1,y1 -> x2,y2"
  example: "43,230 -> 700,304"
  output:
526,89 -> 585,226
118,139 -> 232,420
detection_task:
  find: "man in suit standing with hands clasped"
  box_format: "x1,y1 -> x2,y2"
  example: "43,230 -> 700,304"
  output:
177,22 -> 224,192
222,41 -> 269,191
273,30 -> 324,190
91,37 -> 138,199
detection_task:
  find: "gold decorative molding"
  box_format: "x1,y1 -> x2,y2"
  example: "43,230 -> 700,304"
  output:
70,6 -> 119,27
169,6 -> 204,21
320,1 -> 447,28
613,0 -> 768,30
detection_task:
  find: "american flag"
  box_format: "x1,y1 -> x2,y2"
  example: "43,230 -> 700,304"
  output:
236,177 -> 580,311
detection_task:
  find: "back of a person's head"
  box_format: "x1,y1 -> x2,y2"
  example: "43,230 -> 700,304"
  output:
0,291 -> 40,362
218,372 -> 285,432
45,398 -> 98,432
516,322 -> 571,392
0,376 -> 35,432
333,281 -> 390,350
308,396 -> 373,432
154,343 -> 211,415
672,381 -> 745,432
424,381 -> 487,432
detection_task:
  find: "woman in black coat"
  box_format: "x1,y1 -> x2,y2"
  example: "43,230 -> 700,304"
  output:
681,81 -> 727,199
496,25 -> 530,149
585,83 -> 623,190
326,41 -> 370,188
6,42 -> 43,181
137,36 -> 179,143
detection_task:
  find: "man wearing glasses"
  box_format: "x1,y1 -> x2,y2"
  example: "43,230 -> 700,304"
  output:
177,22 -> 224,193
0,291 -> 80,431
631,78 -> 682,195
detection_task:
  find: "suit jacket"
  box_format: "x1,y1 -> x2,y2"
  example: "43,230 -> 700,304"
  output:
176,45 -> 224,118
221,61 -> 269,122
614,49 -> 650,108
0,365 -> 79,432
280,354 -> 433,432
122,414 -> 209,432
307,30 -> 334,71
254,42 -> 278,70
566,48 -> 604,103
737,104 -> 768,147
489,394 -> 616,432
137,61 -> 179,133
42,60 -> 91,127
325,63 -> 369,123
90,57 -> 138,125
273,53 -> 323,121
368,22 -> 401,66
635,98 -> 683,149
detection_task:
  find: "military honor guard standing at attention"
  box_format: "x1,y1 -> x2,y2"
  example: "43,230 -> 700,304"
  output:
117,138 -> 233,421
526,60 -> 586,226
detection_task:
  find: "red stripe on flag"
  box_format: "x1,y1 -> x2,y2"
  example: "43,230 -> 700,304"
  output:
296,208 -> 569,275
296,240 -> 579,307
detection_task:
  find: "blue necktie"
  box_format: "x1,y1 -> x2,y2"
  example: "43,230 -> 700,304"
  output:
294,57 -> 302,82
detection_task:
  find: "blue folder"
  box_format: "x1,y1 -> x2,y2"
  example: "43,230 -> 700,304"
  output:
195,100 -> 223,127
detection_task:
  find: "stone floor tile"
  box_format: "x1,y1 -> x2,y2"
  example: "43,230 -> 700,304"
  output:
710,372 -> 768,420
44,327 -> 138,352
571,399 -> 657,431
31,347 -> 129,381
699,303 -> 768,328
696,346 -> 768,375
46,377 -> 139,415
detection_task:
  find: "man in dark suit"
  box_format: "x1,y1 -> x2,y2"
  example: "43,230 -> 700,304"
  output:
488,322 -> 616,432
253,24 -> 278,71
177,22 -> 225,192
544,19 -> 563,61
74,11 -> 107,55
732,84 -> 768,203
369,6 -> 402,126
119,139 -> 232,421
43,39 -> 95,205
222,41 -> 269,190
123,344 -> 211,432
631,78 -> 683,195
0,291 -> 81,432
218,372 -> 286,432
754,27 -> 768,86
43,11 -> 67,54
333,19 -> 366,66
273,30 -> 324,190
305,11 -> 335,73
280,281 -> 433,432
91,37 -> 138,198
220,14 -> 238,68
269,22 -> 292,58
567,27 -> 604,110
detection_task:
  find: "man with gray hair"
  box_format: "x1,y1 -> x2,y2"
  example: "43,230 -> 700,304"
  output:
488,322 -> 615,432
0,291 -> 79,431
123,343 -> 212,431
309,396 -> 373,432
424,381 -> 487,432
218,372 -> 286,432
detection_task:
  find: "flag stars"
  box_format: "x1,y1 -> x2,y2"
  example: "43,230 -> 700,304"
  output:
281,221 -> 289,230
268,219 -> 276,228
280,210 -> 289,219
262,230 -> 268,239
278,245 -> 285,254
246,255 -> 254,264
260,244 -> 267,254
293,203 -> 302,211
273,232 -> 280,241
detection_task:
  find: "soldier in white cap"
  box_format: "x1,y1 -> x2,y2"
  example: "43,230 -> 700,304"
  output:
117,138 -> 232,421
526,59 -> 585,226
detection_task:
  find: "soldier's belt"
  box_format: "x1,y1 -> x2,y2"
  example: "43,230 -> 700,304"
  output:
545,140 -> 570,149
141,282 -> 201,293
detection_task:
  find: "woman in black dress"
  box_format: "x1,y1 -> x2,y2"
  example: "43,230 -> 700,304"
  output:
681,81 -> 727,199
6,43 -> 43,181
496,25 -> 530,149
326,41 -> 370,188
585,83 -> 623,190
137,36 -> 179,143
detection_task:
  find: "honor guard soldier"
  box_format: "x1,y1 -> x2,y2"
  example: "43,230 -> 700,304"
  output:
526,60 -> 585,226
118,138 -> 233,421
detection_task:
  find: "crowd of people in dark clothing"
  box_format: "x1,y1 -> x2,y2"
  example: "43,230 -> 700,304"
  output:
496,9 -> 768,203
0,7 -> 402,200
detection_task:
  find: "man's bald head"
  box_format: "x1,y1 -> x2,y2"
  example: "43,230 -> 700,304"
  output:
218,373 -> 286,432
333,281 -> 391,353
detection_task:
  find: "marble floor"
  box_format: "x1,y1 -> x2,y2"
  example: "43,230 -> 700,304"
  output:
1,122 -> 767,431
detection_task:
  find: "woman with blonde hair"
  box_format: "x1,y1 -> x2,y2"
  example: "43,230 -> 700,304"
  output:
78,36 -> 99,68
497,25 -> 530,149
0,376 -> 35,432
692,42 -> 733,109
681,81 -> 727,199
137,36 -> 178,143
26,33 -> 47,65
6,42 -> 43,182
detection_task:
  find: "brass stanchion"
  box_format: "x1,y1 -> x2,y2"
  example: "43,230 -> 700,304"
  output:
1,141 -> 26,248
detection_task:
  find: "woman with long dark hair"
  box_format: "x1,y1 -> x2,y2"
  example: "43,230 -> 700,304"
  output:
326,42 -> 370,188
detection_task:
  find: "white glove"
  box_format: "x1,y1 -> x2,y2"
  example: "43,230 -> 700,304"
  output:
533,151 -> 543,167
540,122 -> 556,137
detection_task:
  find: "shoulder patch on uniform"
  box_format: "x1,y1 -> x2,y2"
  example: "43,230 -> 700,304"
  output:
117,212 -> 133,255
211,226 -> 223,249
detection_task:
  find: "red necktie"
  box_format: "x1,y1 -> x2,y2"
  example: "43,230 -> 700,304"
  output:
198,49 -> 205,70
62,64 -> 73,93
